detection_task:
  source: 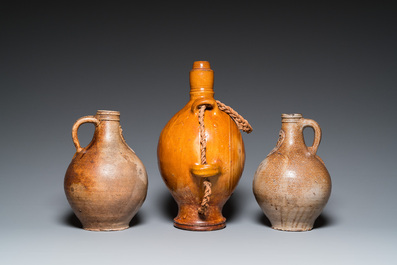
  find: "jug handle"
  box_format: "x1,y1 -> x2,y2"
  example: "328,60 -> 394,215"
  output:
300,118 -> 321,155
71,116 -> 100,153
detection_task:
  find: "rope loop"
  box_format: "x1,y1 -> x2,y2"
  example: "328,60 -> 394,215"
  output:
197,100 -> 252,216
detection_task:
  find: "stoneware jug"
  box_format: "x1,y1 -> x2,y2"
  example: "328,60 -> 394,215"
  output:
64,110 -> 148,231
253,113 -> 331,231
157,61 -> 252,231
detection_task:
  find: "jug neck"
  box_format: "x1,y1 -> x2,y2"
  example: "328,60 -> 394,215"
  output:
279,114 -> 306,150
95,110 -> 123,144
189,61 -> 215,100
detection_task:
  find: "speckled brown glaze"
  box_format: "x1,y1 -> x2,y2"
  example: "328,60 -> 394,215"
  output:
64,110 -> 148,231
157,61 -> 245,231
253,114 -> 331,231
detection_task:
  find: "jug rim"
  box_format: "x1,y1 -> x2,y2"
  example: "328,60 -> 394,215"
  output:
96,110 -> 120,115
281,113 -> 303,122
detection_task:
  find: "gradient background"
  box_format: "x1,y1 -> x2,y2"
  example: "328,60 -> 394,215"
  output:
1,2 -> 396,264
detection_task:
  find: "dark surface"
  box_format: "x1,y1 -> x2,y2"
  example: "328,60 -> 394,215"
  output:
1,2 -> 396,264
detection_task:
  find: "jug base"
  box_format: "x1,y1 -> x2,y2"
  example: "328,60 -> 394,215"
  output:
271,225 -> 312,232
83,225 -> 129,232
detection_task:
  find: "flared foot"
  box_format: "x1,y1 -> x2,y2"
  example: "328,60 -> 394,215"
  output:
174,220 -> 226,231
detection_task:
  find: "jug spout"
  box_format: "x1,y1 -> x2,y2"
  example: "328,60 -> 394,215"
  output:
189,61 -> 214,99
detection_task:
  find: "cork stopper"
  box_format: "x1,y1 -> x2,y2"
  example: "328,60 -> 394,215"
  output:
190,61 -> 214,94
192,61 -> 211,69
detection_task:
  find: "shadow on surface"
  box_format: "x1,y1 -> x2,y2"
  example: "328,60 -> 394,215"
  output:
129,212 -> 143,227
256,211 -> 272,227
222,191 -> 240,222
61,210 -> 82,228
313,213 -> 334,229
255,211 -> 335,229
159,191 -> 178,220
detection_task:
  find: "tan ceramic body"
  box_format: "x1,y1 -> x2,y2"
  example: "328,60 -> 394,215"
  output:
253,114 -> 331,231
157,62 -> 245,231
64,111 -> 148,231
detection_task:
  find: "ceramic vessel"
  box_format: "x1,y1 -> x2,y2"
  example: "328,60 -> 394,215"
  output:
64,110 -> 148,231
157,61 -> 247,231
253,113 -> 331,231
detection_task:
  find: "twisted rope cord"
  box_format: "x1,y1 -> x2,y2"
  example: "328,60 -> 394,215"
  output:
197,101 -> 253,216
198,106 -> 207,165
198,105 -> 211,215
216,100 -> 253,133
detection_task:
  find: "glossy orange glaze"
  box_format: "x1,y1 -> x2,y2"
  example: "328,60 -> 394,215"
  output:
64,110 -> 148,231
253,114 -> 331,231
157,61 -> 245,231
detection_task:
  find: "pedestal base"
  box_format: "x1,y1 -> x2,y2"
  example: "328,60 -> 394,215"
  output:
173,204 -> 226,231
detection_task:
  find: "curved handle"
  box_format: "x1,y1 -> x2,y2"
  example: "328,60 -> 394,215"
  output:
71,115 -> 100,153
191,98 -> 217,113
300,118 -> 321,155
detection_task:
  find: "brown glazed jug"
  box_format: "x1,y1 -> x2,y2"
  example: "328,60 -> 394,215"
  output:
157,61 -> 252,231
64,110 -> 148,231
253,114 -> 331,231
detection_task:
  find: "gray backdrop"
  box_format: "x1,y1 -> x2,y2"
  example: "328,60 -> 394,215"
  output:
1,2 -> 396,264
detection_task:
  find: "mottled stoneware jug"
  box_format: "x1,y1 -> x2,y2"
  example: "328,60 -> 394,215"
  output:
253,114 -> 331,231
64,110 -> 148,231
158,61 -> 251,231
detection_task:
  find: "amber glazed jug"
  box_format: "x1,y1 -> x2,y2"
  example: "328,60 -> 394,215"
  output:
158,61 -> 252,231
253,114 -> 331,231
64,110 -> 148,231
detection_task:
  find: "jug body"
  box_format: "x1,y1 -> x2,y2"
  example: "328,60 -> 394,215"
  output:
157,61 -> 246,231
64,110 -> 148,231
253,114 -> 331,231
